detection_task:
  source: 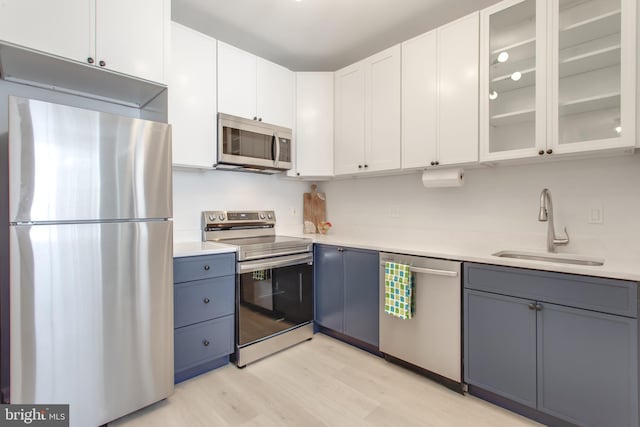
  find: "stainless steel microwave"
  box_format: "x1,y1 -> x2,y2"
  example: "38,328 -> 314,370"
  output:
216,113 -> 293,173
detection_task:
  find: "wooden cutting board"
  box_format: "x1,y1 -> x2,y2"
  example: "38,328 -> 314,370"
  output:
303,184 -> 326,234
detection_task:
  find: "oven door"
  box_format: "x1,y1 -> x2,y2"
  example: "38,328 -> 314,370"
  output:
236,253 -> 313,347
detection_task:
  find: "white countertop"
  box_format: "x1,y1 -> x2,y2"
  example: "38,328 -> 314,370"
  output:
174,230 -> 640,282
173,241 -> 237,258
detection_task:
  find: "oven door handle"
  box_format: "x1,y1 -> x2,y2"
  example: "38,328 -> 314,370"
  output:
238,253 -> 313,273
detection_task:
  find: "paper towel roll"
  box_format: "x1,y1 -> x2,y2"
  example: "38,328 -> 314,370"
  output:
421,168 -> 464,188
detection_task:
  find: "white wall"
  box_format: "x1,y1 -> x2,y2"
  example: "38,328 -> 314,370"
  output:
172,169 -> 310,241
317,154 -> 640,258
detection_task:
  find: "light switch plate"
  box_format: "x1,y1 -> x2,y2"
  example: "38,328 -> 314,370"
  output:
588,205 -> 604,224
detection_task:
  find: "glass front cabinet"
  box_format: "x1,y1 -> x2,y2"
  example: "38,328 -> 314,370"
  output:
480,0 -> 636,162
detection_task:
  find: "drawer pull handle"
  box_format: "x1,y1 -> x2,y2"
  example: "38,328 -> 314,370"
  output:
203,297 -> 210,304
528,303 -> 536,310
203,340 -> 210,347
204,265 -> 210,271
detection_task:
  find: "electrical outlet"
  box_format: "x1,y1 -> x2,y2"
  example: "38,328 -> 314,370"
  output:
587,205 -> 603,224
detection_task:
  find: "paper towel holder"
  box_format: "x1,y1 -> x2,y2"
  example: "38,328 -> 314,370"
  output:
421,168 -> 465,188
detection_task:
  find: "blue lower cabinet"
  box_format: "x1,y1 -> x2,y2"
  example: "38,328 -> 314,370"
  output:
315,245 -> 379,347
343,249 -> 379,347
538,303 -> 637,427
315,245 -> 345,332
174,254 -> 235,383
464,290 -> 537,407
174,316 -> 234,383
464,262 -> 639,427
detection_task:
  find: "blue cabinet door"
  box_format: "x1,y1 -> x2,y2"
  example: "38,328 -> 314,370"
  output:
538,303 -> 638,427
464,289 -> 537,407
314,245 -> 344,332
343,248 -> 379,346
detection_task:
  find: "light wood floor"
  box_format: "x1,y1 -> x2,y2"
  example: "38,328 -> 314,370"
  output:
110,334 -> 542,427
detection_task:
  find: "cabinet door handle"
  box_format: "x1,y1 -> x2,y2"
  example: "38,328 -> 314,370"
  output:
204,264 -> 210,271
253,116 -> 258,120
258,117 -> 262,122
528,303 -> 536,310
434,161 -> 439,166
203,339 -> 210,347
98,60 -> 106,67
538,150 -> 544,156
358,165 -> 363,169
536,303 -> 543,311
364,164 -> 368,168
87,57 -> 94,64
546,149 -> 553,155
430,161 -> 435,166
203,297 -> 210,304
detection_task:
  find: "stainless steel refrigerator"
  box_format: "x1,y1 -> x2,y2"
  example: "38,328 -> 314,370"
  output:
7,96 -> 174,426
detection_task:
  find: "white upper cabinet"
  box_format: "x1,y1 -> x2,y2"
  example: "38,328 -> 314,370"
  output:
169,23 -> 217,169
402,30 -> 438,169
0,0 -> 92,64
288,72 -> 334,178
0,0 -> 169,84
334,45 -> 401,175
257,58 -> 294,128
334,62 -> 367,175
365,46 -> 402,172
480,0 -> 547,162
95,0 -> 167,84
437,13 -> 480,166
217,42 -> 257,120
480,0 -> 636,162
402,12 -> 479,170
218,42 -> 294,128
548,0 -> 636,155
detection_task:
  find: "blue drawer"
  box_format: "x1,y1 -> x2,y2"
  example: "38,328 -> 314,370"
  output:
174,253 -> 235,283
174,315 -> 234,373
174,276 -> 235,328
464,263 -> 638,318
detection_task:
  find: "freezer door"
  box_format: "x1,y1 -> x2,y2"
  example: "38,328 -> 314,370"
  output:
10,221 -> 174,427
9,96 -> 172,222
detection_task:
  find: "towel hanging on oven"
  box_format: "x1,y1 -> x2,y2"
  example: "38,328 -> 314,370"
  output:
384,262 -> 414,320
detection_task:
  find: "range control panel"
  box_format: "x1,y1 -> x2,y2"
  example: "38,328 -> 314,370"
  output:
201,210 -> 276,229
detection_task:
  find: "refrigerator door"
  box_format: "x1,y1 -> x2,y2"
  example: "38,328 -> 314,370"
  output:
10,221 -> 174,427
8,96 -> 172,223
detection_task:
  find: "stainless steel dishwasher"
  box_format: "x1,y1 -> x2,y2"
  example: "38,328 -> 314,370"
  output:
379,252 -> 462,391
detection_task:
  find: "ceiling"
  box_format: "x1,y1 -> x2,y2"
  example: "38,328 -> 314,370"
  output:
172,0 -> 502,71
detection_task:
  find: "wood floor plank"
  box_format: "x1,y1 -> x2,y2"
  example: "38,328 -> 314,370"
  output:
110,333 -> 542,427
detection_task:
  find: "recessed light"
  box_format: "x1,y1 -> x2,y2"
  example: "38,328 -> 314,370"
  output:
497,51 -> 509,63
511,71 -> 522,81
489,90 -> 498,100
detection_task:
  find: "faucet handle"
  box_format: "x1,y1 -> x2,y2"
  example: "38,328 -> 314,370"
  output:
554,227 -> 570,246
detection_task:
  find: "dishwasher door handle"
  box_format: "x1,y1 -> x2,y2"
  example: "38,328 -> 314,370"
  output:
410,266 -> 458,277
381,262 -> 458,277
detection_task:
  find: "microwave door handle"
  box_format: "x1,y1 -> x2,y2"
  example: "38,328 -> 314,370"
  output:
271,134 -> 276,161
274,131 -> 280,167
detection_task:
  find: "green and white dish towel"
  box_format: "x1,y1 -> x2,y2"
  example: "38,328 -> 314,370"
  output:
384,261 -> 413,320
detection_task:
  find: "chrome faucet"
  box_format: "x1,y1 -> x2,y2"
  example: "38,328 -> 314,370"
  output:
538,188 -> 569,252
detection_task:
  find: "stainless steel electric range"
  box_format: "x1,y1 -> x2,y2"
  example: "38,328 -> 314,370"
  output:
202,210 -> 314,367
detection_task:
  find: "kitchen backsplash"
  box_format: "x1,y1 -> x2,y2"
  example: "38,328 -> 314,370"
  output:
172,169 -> 308,242
317,154 -> 640,259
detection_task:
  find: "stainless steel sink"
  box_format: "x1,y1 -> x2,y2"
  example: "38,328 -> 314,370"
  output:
492,250 -> 604,266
